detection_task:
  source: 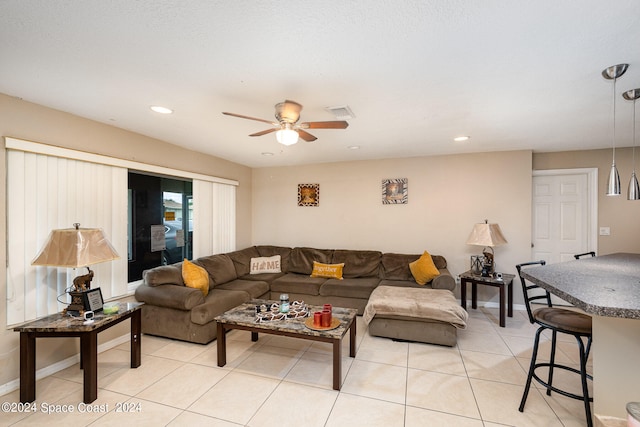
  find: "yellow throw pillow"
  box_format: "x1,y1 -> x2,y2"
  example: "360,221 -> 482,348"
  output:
182,259 -> 209,296
409,251 -> 441,285
310,261 -> 345,280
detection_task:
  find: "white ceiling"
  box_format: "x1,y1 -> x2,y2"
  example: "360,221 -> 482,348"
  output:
1,1 -> 640,168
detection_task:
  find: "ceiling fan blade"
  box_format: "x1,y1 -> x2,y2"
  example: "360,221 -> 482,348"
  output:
249,128 -> 278,137
297,129 -> 317,142
222,112 -> 277,125
299,121 -> 349,129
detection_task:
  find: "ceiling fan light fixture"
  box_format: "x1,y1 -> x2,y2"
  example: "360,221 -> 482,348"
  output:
276,128 -> 299,146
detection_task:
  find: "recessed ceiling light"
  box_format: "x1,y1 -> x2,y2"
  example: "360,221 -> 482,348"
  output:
261,152 -> 274,156
150,105 -> 173,114
453,136 -> 470,142
347,145 -> 360,150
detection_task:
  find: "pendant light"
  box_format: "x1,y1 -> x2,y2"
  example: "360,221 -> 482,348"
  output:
623,89 -> 640,200
602,64 -> 629,196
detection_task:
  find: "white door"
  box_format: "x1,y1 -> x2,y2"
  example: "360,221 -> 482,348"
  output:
531,169 -> 598,304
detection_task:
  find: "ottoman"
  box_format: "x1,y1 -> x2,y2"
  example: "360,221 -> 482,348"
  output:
363,286 -> 468,346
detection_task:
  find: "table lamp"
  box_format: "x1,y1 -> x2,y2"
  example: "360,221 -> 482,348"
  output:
32,223 -> 119,313
466,220 -> 508,276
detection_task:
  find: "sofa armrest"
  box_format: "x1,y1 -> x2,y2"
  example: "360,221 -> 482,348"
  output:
431,268 -> 456,292
135,283 -> 205,311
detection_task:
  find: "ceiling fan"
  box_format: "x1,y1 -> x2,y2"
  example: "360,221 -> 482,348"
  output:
222,100 -> 349,146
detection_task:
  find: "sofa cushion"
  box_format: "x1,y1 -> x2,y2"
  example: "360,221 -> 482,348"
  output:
381,253 -> 419,281
409,251 -> 441,285
250,255 -> 282,274
332,249 -> 381,278
143,264 -> 184,287
196,254 -> 237,287
310,261 -> 344,280
289,247 -> 333,274
271,273 -> 327,296
182,259 -> 210,296
135,283 -> 204,310
379,279 -> 428,289
226,246 -> 260,277
256,245 -> 292,272
215,279 -> 270,299
320,277 -> 380,299
190,289 -> 250,325
239,272 -> 286,283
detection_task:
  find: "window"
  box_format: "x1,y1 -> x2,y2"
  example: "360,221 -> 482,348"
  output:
127,172 -> 193,282
6,137 -> 238,325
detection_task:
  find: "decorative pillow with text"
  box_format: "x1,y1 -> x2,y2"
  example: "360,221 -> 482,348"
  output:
310,261 -> 345,280
250,255 -> 282,274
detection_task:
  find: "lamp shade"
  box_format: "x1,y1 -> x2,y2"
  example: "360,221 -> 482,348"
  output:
466,222 -> 508,247
32,225 -> 119,268
276,128 -> 299,146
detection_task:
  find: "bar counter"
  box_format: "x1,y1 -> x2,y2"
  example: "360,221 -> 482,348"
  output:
520,253 -> 640,419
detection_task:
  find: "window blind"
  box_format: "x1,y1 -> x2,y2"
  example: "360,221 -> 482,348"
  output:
193,180 -> 236,257
6,150 -> 128,325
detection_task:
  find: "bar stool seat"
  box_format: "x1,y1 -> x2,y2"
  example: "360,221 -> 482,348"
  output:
517,261 -> 593,427
534,307 -> 592,335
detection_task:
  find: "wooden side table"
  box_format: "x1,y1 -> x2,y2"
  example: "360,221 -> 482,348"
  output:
459,270 -> 515,327
14,302 -> 143,404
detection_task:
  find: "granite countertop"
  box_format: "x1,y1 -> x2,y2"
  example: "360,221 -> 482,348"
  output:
14,302 -> 144,332
215,299 -> 357,339
520,253 -> 640,319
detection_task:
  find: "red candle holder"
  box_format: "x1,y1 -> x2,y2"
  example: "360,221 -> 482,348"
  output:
313,311 -> 322,327
321,309 -> 331,327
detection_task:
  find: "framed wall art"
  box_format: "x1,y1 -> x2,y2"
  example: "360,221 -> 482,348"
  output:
382,178 -> 408,204
298,184 -> 320,206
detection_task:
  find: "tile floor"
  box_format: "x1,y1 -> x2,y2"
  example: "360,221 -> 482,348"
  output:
1,307 -> 593,426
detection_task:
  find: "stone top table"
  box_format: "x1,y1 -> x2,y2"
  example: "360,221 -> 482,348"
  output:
215,299 -> 357,390
14,301 -> 143,404
519,253 -> 640,419
519,253 -> 640,318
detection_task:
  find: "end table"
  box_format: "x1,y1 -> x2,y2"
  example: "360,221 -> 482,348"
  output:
459,270 -> 515,327
14,302 -> 143,404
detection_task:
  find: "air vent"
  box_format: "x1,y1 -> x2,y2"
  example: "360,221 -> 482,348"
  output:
325,105 -> 355,120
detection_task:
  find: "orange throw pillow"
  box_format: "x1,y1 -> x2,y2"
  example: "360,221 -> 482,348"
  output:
310,261 -> 344,280
182,259 -> 209,296
409,251 -> 441,285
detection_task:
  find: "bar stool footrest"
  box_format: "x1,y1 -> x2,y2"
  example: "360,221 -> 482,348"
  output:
532,362 -> 593,402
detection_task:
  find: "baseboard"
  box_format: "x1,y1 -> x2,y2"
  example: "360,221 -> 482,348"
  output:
480,301 -> 527,312
0,332 -> 132,397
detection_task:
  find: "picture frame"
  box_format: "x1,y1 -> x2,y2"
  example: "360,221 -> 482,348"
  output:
298,184 -> 320,207
82,287 -> 104,312
382,178 -> 408,204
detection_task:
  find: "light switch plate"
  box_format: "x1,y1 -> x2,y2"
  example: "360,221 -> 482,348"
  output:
599,227 -> 611,236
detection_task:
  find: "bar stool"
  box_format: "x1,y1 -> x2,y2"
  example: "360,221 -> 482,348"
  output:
516,261 -> 593,427
574,251 -> 596,259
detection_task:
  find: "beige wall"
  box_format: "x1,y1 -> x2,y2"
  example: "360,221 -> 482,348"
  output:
533,147 -> 640,254
0,93 -> 252,387
252,150 -> 534,303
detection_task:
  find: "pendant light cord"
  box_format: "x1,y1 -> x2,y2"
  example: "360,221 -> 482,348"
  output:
612,76 -> 617,165
633,99 -> 637,172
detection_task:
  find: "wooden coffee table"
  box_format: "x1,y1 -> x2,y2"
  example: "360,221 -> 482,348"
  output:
214,300 -> 357,390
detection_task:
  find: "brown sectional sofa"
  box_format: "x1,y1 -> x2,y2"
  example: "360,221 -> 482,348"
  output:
134,245 -> 456,344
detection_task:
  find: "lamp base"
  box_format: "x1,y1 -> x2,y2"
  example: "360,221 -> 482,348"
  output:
66,290 -> 88,314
